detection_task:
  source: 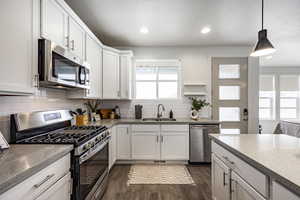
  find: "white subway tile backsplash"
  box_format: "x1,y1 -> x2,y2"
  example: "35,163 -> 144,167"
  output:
0,88 -> 84,141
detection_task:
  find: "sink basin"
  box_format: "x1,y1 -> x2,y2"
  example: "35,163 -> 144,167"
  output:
142,118 -> 176,121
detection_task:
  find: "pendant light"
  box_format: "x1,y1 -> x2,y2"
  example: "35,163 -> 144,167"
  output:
250,0 -> 276,57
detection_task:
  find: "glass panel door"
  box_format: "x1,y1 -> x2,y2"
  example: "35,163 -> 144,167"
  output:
212,58 -> 248,134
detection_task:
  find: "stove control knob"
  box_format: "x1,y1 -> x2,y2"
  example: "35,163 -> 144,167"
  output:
83,144 -> 88,151
90,141 -> 95,147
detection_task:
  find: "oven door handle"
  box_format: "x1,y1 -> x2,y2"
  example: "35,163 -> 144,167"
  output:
79,139 -> 109,164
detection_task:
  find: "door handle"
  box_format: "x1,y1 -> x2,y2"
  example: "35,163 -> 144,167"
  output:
243,108 -> 248,121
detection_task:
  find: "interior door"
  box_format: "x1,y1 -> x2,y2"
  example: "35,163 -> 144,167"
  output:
212,57 -> 248,134
211,154 -> 230,200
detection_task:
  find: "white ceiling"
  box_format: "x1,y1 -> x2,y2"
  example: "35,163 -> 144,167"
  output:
65,0 -> 300,66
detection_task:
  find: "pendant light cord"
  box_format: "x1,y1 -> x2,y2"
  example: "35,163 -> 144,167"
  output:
262,0 -> 264,30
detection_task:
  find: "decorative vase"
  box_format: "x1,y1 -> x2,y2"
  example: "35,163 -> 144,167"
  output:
190,110 -> 199,120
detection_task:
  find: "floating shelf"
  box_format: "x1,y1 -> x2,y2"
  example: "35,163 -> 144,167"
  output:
183,83 -> 207,97
183,82 -> 207,86
183,92 -> 207,96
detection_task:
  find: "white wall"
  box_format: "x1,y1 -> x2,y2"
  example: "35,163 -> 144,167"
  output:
118,46 -> 254,103
113,45 -> 259,132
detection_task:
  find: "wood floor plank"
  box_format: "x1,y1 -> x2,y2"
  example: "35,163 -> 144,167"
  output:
102,164 -> 212,200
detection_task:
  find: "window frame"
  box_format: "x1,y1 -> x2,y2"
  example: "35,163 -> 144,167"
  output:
259,70 -> 300,121
133,59 -> 182,100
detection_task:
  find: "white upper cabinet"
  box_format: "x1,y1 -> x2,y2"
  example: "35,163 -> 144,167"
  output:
102,48 -> 120,99
85,34 -> 102,98
119,51 -> 133,99
41,0 -> 68,48
0,0 -> 38,95
69,17 -> 85,60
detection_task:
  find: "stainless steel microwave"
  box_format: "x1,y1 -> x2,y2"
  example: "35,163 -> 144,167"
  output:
38,39 -> 90,89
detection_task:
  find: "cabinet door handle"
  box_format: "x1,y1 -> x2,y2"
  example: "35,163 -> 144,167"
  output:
161,136 -> 163,143
223,172 -> 228,186
230,179 -> 236,193
65,36 -> 69,48
156,135 -> 159,143
71,40 -> 75,50
34,174 -> 55,188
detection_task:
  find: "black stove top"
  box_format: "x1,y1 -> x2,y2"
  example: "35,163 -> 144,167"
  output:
19,125 -> 107,146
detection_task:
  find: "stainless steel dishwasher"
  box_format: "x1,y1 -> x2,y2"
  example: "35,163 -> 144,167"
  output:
189,124 -> 220,163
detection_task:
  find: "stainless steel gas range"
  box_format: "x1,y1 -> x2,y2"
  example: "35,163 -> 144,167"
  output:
10,110 -> 110,200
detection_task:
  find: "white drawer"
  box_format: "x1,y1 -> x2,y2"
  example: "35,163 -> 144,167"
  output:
212,142 -> 268,197
272,181 -> 300,200
161,125 -> 189,132
131,124 -> 160,132
0,153 -> 70,200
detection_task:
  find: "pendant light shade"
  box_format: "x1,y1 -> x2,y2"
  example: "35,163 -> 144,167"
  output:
250,0 -> 276,57
250,29 -> 276,57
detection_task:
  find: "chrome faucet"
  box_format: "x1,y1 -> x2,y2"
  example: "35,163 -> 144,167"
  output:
157,104 -> 165,118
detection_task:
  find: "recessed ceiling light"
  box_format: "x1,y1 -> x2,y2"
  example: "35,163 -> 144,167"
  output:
140,26 -> 149,34
201,27 -> 211,34
266,55 -> 273,59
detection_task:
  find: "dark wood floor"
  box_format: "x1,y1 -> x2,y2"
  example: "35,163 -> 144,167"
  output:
102,164 -> 212,200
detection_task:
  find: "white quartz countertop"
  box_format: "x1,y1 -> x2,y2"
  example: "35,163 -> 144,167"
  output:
210,134 -> 300,195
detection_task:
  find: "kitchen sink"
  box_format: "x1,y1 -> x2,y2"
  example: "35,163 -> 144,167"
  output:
142,118 -> 176,121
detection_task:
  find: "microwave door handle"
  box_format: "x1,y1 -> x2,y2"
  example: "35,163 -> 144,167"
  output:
84,68 -> 87,84
78,67 -> 83,84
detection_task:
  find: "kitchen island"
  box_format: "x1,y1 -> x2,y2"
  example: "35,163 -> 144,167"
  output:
210,134 -> 300,200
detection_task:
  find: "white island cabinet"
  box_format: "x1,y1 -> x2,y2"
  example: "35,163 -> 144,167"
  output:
210,134 -> 300,200
0,154 -> 71,200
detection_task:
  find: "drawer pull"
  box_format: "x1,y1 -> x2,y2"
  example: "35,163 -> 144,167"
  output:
223,156 -> 235,165
223,172 -> 228,186
34,174 -> 55,188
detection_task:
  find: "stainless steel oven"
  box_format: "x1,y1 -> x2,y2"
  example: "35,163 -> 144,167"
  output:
73,133 -> 110,200
38,39 -> 90,89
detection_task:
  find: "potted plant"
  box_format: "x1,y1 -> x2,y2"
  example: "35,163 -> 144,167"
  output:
84,100 -> 101,122
189,97 -> 210,120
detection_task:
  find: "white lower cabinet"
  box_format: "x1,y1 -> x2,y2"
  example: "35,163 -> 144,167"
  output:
211,154 -> 230,200
109,127 -> 117,170
132,132 -> 160,160
129,124 -> 189,161
160,125 -> 189,160
231,172 -> 266,200
0,154 -> 71,200
116,125 -> 131,160
35,173 -> 71,200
